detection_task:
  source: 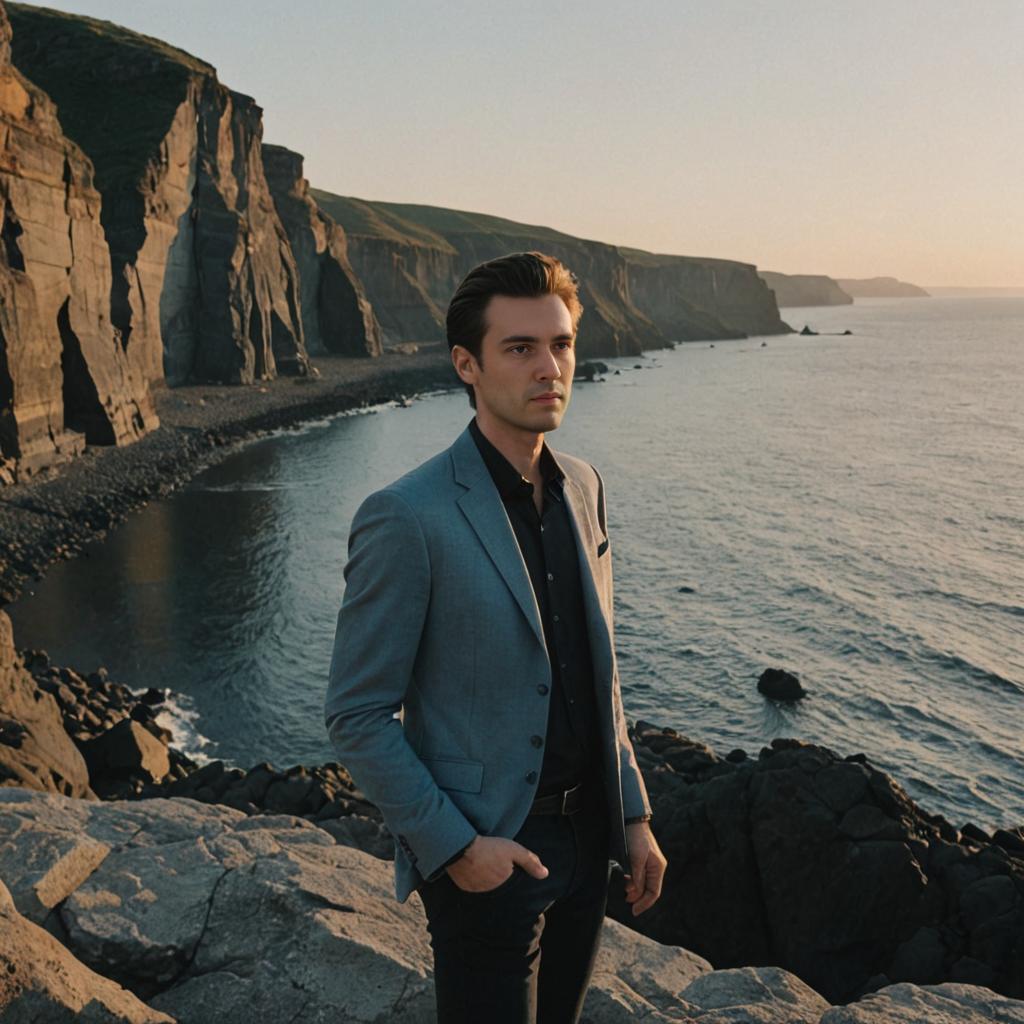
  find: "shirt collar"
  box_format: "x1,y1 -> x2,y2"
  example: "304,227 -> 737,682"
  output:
467,417 -> 565,502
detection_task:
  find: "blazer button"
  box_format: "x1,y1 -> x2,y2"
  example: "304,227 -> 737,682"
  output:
530,734 -> 544,748
525,770 -> 538,783
537,683 -> 549,695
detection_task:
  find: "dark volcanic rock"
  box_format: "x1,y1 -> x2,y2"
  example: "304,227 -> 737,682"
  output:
0,3 -> 157,482
575,360 -> 610,381
611,722 -> 1024,1004
262,143 -> 382,358
758,666 -> 807,700
7,2 -> 311,387
78,718 -> 171,793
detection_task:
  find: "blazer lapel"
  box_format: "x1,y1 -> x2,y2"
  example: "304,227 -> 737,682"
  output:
450,427 -> 546,651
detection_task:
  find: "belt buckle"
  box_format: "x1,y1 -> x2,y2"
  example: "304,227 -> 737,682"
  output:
561,783 -> 579,814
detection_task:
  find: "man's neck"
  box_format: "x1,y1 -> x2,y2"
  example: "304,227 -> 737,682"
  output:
472,413 -> 545,482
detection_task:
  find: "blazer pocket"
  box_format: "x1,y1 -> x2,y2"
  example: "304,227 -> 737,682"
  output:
420,754 -> 484,794
596,536 -> 610,557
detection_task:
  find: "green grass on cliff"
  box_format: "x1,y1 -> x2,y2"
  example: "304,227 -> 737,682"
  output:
312,187 -> 746,278
6,2 -> 215,192
312,189 -> 591,252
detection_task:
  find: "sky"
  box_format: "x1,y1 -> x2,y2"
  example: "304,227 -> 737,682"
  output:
23,0 -> 1024,287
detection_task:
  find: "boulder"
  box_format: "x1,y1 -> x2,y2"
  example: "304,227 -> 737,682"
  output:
0,611 -> 93,798
0,875 -> 172,1022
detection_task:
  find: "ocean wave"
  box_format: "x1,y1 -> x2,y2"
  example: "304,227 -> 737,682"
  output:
912,587 -> 1024,620
134,688 -> 217,766
927,651 -> 1024,697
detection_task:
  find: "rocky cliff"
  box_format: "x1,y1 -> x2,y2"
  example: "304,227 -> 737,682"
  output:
0,2 -> 156,483
6,2 -> 312,387
313,191 -> 791,358
759,272 -> 854,307
836,276 -> 930,298
261,145 -> 382,358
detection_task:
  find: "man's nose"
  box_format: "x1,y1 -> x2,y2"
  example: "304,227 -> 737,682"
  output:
535,348 -> 562,380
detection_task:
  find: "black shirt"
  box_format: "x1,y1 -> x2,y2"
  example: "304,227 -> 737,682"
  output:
467,416 -> 604,797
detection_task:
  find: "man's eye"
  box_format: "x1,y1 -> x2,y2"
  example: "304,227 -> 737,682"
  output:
510,345 -> 529,354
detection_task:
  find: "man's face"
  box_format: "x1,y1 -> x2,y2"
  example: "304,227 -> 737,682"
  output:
454,293 -> 576,435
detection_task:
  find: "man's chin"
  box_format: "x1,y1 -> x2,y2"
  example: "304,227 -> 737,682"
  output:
525,406 -> 565,432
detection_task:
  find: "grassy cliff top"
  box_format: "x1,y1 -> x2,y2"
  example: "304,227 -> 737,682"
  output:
311,189 -> 603,252
6,2 -> 218,191
313,188 -> 754,274
7,2 -> 214,75
618,244 -> 755,272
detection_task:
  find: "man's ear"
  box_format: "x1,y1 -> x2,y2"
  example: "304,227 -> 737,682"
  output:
451,345 -> 479,388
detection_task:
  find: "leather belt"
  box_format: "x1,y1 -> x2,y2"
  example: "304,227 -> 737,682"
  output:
528,781 -> 584,815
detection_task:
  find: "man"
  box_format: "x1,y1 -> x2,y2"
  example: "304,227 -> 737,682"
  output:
324,251 -> 667,1022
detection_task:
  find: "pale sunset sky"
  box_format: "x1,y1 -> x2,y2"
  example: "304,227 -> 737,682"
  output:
26,0 -> 1024,287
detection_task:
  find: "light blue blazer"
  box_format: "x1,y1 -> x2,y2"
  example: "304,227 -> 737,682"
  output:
324,421 -> 651,903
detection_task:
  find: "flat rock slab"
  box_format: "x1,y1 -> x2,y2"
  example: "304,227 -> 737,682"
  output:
0,788 -> 718,1022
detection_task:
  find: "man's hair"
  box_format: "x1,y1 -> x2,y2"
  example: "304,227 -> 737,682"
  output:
446,251 -> 584,408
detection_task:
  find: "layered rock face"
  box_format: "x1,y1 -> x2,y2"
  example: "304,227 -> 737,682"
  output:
313,190 -> 791,358
760,271 -> 855,307
0,3 -> 156,482
7,2 -> 311,387
622,247 -> 790,338
261,145 -> 382,358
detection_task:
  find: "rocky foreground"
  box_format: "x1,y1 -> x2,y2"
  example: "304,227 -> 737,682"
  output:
2,605 -> 1024,1021
3,787 -> 1024,1024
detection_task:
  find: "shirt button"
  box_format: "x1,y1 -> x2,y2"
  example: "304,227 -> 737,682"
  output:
553,614 -> 560,622
531,734 -> 544,748
525,770 -> 538,783
547,572 -> 554,581
537,683 -> 549,695
560,662 -> 567,670
569,698 -> 576,705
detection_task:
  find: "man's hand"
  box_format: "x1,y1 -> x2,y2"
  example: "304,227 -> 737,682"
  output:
446,835 -> 548,893
623,821 -> 667,915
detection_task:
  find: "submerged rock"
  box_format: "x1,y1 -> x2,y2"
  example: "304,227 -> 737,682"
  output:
758,666 -> 807,700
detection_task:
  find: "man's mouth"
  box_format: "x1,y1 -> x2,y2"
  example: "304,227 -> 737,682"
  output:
531,392 -> 562,402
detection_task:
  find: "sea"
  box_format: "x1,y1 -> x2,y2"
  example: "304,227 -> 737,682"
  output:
7,296 -> 1023,832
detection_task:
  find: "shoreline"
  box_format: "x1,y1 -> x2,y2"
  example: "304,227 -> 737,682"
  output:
0,349 -> 460,606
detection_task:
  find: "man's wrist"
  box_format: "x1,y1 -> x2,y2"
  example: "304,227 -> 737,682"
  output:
625,813 -> 652,825
439,835 -> 477,871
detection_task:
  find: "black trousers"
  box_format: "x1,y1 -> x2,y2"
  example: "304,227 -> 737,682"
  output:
417,784 -> 612,1023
